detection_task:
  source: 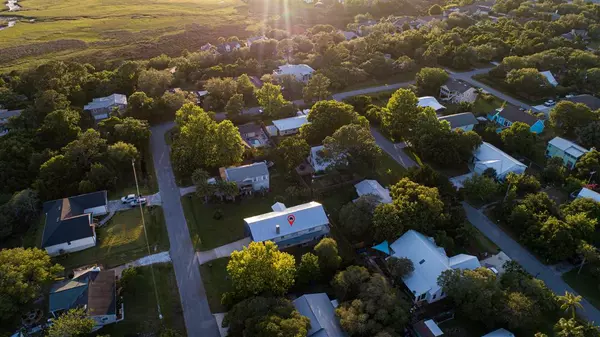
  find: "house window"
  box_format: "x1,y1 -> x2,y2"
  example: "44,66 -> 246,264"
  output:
432,294 -> 437,300
419,259 -> 425,265
67,241 -> 71,245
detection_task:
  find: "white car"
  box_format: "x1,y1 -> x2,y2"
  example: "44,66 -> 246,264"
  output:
121,194 -> 137,204
130,197 -> 147,207
544,100 -> 556,107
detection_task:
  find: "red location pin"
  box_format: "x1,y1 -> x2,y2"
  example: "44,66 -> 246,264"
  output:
287,214 -> 296,226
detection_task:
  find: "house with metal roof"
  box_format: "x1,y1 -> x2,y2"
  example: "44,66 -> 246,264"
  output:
244,202 -> 330,248
482,329 -> 515,337
418,96 -> 446,112
220,162 -> 269,193
272,115 -> 309,136
49,267 -> 122,329
487,105 -> 545,134
273,64 -> 315,82
439,79 -> 477,104
438,112 -> 478,131
293,293 -> 346,337
540,70 -> 559,87
83,94 -> 127,122
565,94 -> 600,110
546,137 -> 590,169
577,188 -> 600,203
41,191 -> 108,256
471,142 -> 527,179
412,319 -> 444,337
309,145 -> 336,174
390,230 -> 480,304
354,179 -> 392,204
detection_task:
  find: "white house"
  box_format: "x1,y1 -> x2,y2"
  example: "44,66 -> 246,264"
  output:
390,230 -> 480,303
309,145 -> 336,173
439,79 -> 478,104
220,162 -> 269,193
577,188 -> 600,203
41,191 -> 108,256
354,179 -> 392,204
293,293 -> 346,337
418,96 -> 446,112
471,142 -> 527,179
438,112 -> 479,131
272,115 -> 309,136
83,94 -> 127,122
49,267 -> 123,329
273,64 -> 315,82
540,70 -> 559,87
0,108 -> 23,136
244,202 -> 330,248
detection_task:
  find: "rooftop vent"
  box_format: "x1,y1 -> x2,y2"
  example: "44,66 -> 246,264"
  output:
272,202 -> 287,212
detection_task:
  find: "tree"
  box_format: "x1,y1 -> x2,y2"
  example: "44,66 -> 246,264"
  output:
98,116 -> 151,150
127,91 -> 155,121
137,68 -> 173,97
338,195 -> 378,242
562,197 -> 600,221
216,180 -> 238,201
37,109 -> 81,150
322,124 -> 381,174
236,74 -> 256,104
159,90 -> 193,119
35,154 -> 78,200
192,168 -> 215,203
386,257 -> 414,285
577,121 -> 600,150
0,189 -> 40,239
105,141 -> 139,180
429,4 -> 443,15
0,248 -> 63,326
505,172 -> 541,196
274,136 -> 310,176
415,67 -> 449,96
297,252 -> 320,285
256,82 -> 288,117
382,88 -> 419,141
503,291 -> 539,330
555,318 -> 585,337
205,77 -> 238,110
551,101 -> 598,136
227,241 -> 296,297
32,90 -> 70,123
389,178 -> 444,233
46,308 -> 95,337
543,157 -> 567,186
302,73 -> 331,103
332,266 -> 370,301
576,150 -> 600,183
300,100 -> 368,144
373,203 -> 403,241
506,68 -> 552,98
225,93 -> 244,118
559,291 -> 583,319
314,237 -> 342,274
462,174 -> 499,203
501,121 -> 539,158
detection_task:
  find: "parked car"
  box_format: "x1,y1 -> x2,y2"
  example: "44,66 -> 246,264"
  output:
130,197 -> 147,207
544,99 -> 556,107
121,194 -> 137,203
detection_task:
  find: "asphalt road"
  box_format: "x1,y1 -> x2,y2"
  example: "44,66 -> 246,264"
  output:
462,202 -> 600,325
150,122 -> 220,337
370,127 -> 418,169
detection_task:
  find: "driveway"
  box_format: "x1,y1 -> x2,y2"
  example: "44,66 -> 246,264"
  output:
462,202 -> 600,325
150,122 -> 220,337
370,127 -> 418,169
197,237 -> 252,265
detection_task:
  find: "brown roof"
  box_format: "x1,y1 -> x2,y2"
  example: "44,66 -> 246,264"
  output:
87,270 -> 117,316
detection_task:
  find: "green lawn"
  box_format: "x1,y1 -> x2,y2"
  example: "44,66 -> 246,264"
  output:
562,265 -> 600,311
182,194 -> 274,251
472,94 -> 504,116
199,257 -> 232,313
370,151 -> 406,187
466,229 -> 500,257
100,264 -> 186,336
55,207 -> 169,270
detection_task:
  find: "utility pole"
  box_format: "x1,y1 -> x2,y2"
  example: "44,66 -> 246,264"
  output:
588,171 -> 596,185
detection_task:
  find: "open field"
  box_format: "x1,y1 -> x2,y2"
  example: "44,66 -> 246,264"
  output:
199,257 -> 232,313
563,266 -> 600,311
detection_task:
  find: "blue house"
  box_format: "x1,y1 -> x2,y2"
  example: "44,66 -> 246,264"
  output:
244,202 -> 330,248
487,105 -> 545,134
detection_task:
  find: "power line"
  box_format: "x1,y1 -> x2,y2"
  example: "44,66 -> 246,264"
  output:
131,159 -> 163,320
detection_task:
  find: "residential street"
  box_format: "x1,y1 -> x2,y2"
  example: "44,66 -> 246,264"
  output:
150,122 -> 220,337
462,202 -> 600,325
370,126 -> 418,169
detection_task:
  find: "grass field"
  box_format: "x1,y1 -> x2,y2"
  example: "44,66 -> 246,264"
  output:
562,266 -> 600,311
55,207 -> 169,270
199,257 -> 232,313
100,264 -> 186,336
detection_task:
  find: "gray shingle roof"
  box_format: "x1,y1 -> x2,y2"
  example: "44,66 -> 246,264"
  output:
442,79 -> 473,94
565,94 -> 600,111
498,105 -> 539,126
438,112 -> 478,129
224,162 -> 268,184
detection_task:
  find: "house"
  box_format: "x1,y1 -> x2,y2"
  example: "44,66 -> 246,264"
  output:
0,108 -> 22,135
487,105 -> 545,133
482,329 -> 515,337
438,112 -> 479,131
439,79 -> 478,104
354,179 -> 392,204
220,162 -> 269,193
216,41 -> 241,54
577,188 -> 600,203
357,19 -> 378,36
412,319 -> 444,337
49,267 -> 122,329
200,43 -> 214,52
540,70 -> 559,87
272,115 -> 309,136
340,30 -> 359,40
309,145 -> 335,173
238,123 -> 269,148
562,29 -> 589,41
246,35 -> 266,47
244,201 -> 330,248
565,94 -> 600,110
471,142 -> 527,179
546,137 -> 589,169
273,64 -> 315,82
41,191 -> 108,256
83,94 -> 127,122
292,293 -> 346,337
418,96 -> 446,112
390,230 -> 480,303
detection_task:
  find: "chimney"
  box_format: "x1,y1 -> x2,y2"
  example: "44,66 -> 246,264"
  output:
276,224 -> 280,234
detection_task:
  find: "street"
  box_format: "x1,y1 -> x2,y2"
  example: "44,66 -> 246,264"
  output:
150,122 -> 220,337
462,202 -> 600,325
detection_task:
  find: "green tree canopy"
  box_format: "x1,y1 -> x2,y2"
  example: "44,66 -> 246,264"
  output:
314,237 -> 342,274
550,101 -> 598,136
500,121 -> 540,159
274,136 -> 310,176
46,308 -> 95,337
301,100 -> 368,145
382,88 -> 419,141
415,67 -> 449,96
322,124 -> 381,174
303,73 -> 331,103
256,82 -> 289,118
388,178 -> 444,233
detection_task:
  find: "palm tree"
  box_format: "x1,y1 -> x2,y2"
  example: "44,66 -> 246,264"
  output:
555,318 -> 584,337
559,291 -> 584,319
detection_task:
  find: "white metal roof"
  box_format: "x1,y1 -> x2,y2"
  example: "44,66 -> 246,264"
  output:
272,115 -> 309,131
482,329 -> 515,337
424,320 -> 444,337
84,94 -> 127,111
310,145 -> 335,172
473,142 -> 527,176
245,202 -> 329,242
390,230 -> 480,296
292,293 -> 346,337
418,96 -> 446,111
354,180 -> 392,204
548,137 -> 589,159
540,70 -> 558,86
274,64 -> 315,76
577,188 -> 600,203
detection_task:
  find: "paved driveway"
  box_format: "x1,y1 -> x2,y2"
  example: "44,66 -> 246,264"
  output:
150,122 -> 220,337
462,202 -> 600,325
370,127 -> 418,169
